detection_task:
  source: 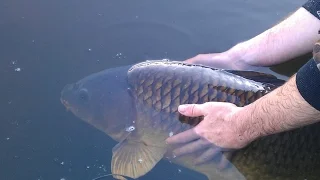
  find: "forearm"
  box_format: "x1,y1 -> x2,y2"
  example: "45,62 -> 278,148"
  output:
232,7 -> 320,67
236,60 -> 320,140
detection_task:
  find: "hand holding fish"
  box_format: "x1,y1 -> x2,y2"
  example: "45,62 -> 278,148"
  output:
184,44 -> 259,71
166,102 -> 254,166
184,51 -> 248,71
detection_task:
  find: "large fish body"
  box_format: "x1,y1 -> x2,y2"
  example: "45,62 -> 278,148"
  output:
60,60 -> 320,180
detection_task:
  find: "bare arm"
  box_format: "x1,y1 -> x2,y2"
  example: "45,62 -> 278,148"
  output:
238,7 -> 320,67
186,7 -> 320,69
239,74 -> 320,142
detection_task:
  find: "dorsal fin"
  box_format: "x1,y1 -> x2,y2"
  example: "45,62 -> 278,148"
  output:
225,70 -> 286,87
131,59 -> 286,90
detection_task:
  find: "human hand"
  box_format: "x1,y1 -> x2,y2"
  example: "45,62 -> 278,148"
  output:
184,44 -> 260,71
166,102 -> 254,166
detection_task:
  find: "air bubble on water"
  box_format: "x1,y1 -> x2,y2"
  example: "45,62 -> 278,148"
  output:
60,161 -> 64,165
6,137 -> 10,140
60,178 -> 66,180
11,61 -> 22,72
88,48 -> 92,52
178,169 -> 182,173
169,131 -> 173,137
86,166 -> 90,169
125,126 -> 135,132
114,52 -> 126,59
172,154 -> 176,158
98,164 -> 107,172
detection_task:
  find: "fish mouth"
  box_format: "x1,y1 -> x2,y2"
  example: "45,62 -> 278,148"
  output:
60,83 -> 75,111
60,98 -> 71,111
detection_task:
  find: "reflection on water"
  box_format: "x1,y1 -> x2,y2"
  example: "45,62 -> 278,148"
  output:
1,0 -> 312,179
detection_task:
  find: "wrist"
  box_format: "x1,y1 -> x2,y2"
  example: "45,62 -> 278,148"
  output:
225,42 -> 262,70
238,72 -> 320,139
231,106 -> 261,147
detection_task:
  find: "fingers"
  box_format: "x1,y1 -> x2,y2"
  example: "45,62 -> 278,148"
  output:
178,104 -> 207,117
184,54 -> 219,64
184,54 -> 203,63
218,155 -> 232,170
194,146 -> 221,165
166,128 -> 199,145
172,138 -> 210,157
193,147 -> 234,171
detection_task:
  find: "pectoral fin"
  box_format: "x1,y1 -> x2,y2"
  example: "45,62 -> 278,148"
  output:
111,139 -> 167,179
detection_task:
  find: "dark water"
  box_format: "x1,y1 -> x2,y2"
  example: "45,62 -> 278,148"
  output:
0,0 -> 310,180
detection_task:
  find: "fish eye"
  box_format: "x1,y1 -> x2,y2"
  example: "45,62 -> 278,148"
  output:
78,88 -> 89,102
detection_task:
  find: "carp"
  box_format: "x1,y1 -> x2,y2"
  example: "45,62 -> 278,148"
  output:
60,59 -> 320,180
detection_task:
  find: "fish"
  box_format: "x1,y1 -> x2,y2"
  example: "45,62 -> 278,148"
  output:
60,59 -> 320,180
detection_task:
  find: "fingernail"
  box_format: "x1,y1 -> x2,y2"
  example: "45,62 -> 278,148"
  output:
178,105 -> 187,113
165,139 -> 172,145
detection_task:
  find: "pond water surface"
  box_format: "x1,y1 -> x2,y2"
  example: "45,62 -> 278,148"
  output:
0,0 -> 311,180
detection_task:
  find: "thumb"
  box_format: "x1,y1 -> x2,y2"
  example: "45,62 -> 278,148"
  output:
178,104 -> 205,117
184,53 -> 232,69
184,54 -> 214,63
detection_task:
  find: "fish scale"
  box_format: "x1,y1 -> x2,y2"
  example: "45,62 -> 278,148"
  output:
128,60 -> 268,127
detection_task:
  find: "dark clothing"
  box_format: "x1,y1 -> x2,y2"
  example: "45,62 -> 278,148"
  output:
303,0 -> 320,20
296,59 -> 320,111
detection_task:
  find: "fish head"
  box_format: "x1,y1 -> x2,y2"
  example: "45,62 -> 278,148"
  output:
60,65 -> 136,141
